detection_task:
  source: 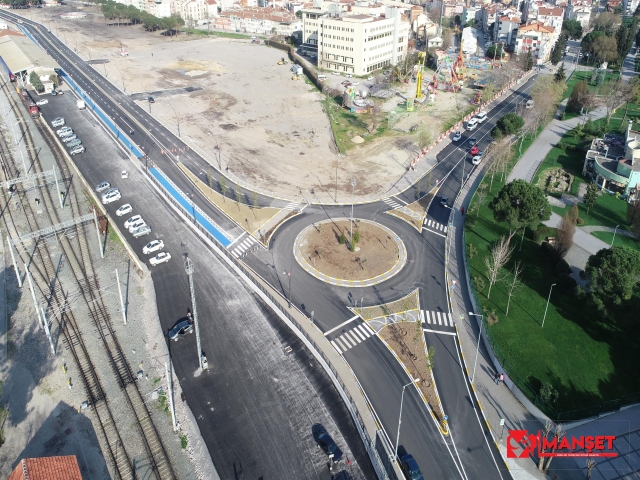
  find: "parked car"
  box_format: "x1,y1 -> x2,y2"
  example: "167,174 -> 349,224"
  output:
124,215 -> 142,229
116,204 -> 133,216
62,134 -> 77,143
526,100 -> 534,108
56,126 -> 72,136
440,196 -> 449,207
351,81 -> 359,86
96,182 -> 111,193
69,145 -> 85,155
312,424 -> 343,463
143,239 -> 164,254
400,454 -> 425,480
36,99 -> 49,106
168,318 -> 194,341
472,153 -> 484,165
57,91 -> 64,95
132,225 -> 151,238
332,71 -> 341,76
51,117 -> 65,127
367,76 -> 373,81
66,139 -> 82,148
452,131 -> 462,142
469,146 -> 479,155
148,96 -> 155,103
149,251 -> 171,266
128,219 -> 147,233
102,190 -> 121,205
50,90 -> 57,96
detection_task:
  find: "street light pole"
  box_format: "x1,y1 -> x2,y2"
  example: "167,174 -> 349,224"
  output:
185,256 -> 203,369
542,283 -> 556,328
168,103 -> 181,137
469,313 -> 483,383
611,225 -> 620,247
394,378 -> 420,461
350,177 -> 356,245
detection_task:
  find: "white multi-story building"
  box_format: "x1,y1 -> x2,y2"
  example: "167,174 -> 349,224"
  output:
302,7 -> 409,75
536,6 -> 564,43
149,0 -> 173,18
225,6 -> 301,34
623,0 -> 640,14
565,2 -> 591,29
515,21 -> 555,64
178,0 -> 219,24
494,13 -> 520,48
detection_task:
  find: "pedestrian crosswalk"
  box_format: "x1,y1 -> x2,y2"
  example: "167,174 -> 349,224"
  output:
230,235 -> 258,258
421,310 -> 455,328
382,197 -> 403,209
330,323 -> 374,354
282,201 -> 300,211
423,218 -> 448,233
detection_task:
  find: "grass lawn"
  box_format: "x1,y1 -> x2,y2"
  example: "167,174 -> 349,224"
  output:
181,28 -> 250,39
563,70 -> 619,101
552,192 -> 631,231
591,231 -> 640,251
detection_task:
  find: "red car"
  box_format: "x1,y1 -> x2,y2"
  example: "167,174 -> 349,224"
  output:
469,146 -> 479,155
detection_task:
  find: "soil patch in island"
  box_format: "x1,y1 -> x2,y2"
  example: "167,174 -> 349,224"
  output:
298,219 -> 398,281
353,290 -> 419,321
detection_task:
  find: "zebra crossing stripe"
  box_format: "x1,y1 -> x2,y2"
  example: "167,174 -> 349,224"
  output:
345,331 -> 361,344
420,310 -> 425,324
358,325 -> 372,337
448,313 -> 453,326
444,226 -> 448,233
331,340 -> 342,354
337,337 -> 350,351
428,219 -> 433,227
338,335 -> 352,349
437,312 -> 442,325
426,311 -> 431,324
352,327 -> 367,341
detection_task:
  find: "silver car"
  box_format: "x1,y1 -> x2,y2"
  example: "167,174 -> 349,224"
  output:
66,139 -> 82,148
62,134 -> 77,143
132,225 -> 152,238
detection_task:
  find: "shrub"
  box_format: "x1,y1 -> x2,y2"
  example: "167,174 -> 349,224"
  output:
558,273 -> 577,292
339,231 -> 345,244
576,217 -> 585,225
540,383 -> 559,403
487,309 -> 499,325
468,243 -> 478,259
353,230 -> 360,244
532,226 -> 557,244
554,258 -> 572,276
473,275 -> 486,292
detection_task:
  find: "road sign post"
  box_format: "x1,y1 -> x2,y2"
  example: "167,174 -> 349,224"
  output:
500,418 -> 506,440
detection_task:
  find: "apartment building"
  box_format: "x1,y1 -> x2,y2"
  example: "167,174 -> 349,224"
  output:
302,7 -> 409,75
494,13 -> 521,48
566,2 -> 591,29
536,6 -> 564,43
223,6 -> 301,34
514,21 -> 555,63
623,0 -> 639,14
481,3 -> 500,33
179,0 -> 218,24
462,5 -> 480,25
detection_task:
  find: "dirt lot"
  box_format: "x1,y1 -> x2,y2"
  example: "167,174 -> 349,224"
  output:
298,219 -> 397,281
21,6 -> 489,201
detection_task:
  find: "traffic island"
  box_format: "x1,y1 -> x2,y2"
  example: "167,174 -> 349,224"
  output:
293,218 -> 406,287
385,190 -> 435,232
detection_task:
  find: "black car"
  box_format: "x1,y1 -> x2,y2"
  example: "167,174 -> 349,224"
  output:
169,318 -> 193,341
148,96 -> 155,103
400,454 -> 424,480
312,424 -> 343,463
440,196 -> 449,207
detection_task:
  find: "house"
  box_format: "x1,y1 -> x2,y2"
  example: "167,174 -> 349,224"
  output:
7,456 -> 82,480
514,21 -> 555,63
565,0 -> 591,29
582,122 -> 640,201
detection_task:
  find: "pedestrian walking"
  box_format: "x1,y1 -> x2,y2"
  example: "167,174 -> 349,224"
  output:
499,373 -> 504,385
494,372 -> 500,384
461,207 -> 465,215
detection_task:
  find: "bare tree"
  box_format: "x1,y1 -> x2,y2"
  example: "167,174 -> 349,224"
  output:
537,420 -> 555,471
491,139 -> 513,183
505,261 -> 524,316
473,187 -> 488,218
484,235 -> 514,299
600,79 -> 626,122
543,424 -> 565,472
555,211 -> 576,261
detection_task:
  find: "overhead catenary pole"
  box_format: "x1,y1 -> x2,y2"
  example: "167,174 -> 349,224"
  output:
92,208 -> 104,259
166,361 -> 177,431
53,168 -> 63,208
185,256 -> 203,369
7,236 -> 22,288
41,305 -> 55,354
25,263 -> 43,328
115,268 -> 126,325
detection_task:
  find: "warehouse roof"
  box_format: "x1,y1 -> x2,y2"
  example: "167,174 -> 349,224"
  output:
0,34 -> 59,75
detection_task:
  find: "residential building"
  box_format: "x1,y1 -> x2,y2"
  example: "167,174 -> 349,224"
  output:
623,0 -> 639,14
494,13 -> 520,47
149,0 -> 172,18
8,456 -> 82,480
514,21 -> 555,63
582,123 -> 640,200
225,6 -> 301,34
179,0 -> 219,24
301,6 -> 409,75
566,4 -> 590,28
462,5 -> 480,25
481,3 -> 500,33
536,6 -> 564,43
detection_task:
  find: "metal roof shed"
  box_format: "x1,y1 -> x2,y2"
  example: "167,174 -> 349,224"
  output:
0,34 -> 59,80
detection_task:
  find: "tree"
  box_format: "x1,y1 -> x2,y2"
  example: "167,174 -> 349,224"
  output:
584,246 -> 640,312
473,186 -> 488,217
489,180 -> 552,239
554,62 -> 566,83
615,24 -> 629,59
592,12 -> 621,35
569,203 -> 579,225
494,113 -> 525,137
554,212 -> 576,262
537,420 -> 555,471
581,30 -> 606,58
550,33 -> 567,65
486,44 -> 505,60
522,49 -> 534,71
627,198 -> 640,240
601,79 -> 626,121
29,71 -> 43,93
484,235 -> 514,299
543,424 -> 565,473
592,35 -> 618,64
505,261 -> 524,316
562,19 -> 583,39
567,79 -> 590,113
219,176 -> 227,200
583,182 -> 599,213
235,186 -> 243,206
530,75 -> 566,124
417,127 -> 433,150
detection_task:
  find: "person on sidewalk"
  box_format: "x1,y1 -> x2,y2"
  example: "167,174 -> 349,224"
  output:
461,207 -> 465,215
499,373 -> 504,385
494,372 -> 500,384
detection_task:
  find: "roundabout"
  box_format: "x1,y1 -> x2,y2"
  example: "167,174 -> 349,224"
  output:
293,218 -> 407,287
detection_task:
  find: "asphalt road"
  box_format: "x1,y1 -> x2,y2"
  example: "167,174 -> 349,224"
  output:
1,10 -> 538,479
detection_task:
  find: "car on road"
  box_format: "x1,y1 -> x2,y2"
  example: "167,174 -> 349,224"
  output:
143,239 -> 164,254
332,71 -> 341,76
452,131 -> 462,141
468,137 -> 477,146
128,219 -> 147,233
66,139 -> 82,148
469,146 -> 479,155
36,99 -> 49,106
400,454 -> 424,480
440,196 -> 449,207
351,81 -> 359,86
132,225 -> 152,238
116,204 -> 133,216
51,117 -> 65,127
149,251 -> 171,266
526,100 -> 534,108
62,134 -> 77,143
168,318 -> 194,341
312,424 -> 343,463
102,190 -> 121,205
50,90 -> 57,96
69,145 -> 85,155
124,215 -> 142,229
472,152 -> 484,165
57,90 -> 64,95
96,182 -> 110,193
56,126 -> 72,136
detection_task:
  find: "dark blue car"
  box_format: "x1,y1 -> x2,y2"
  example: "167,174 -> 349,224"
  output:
312,423 -> 343,463
400,454 -> 424,480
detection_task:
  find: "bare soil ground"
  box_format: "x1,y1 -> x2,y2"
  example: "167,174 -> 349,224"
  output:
379,323 -> 444,421
22,6 -> 488,201
353,290 -> 418,321
298,219 -> 396,281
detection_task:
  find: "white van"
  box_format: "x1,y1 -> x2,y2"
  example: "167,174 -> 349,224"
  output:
466,118 -> 478,131
475,112 -> 488,123
318,75 -> 327,80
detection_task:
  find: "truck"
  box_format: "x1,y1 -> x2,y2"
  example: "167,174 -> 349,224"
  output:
76,100 -> 86,109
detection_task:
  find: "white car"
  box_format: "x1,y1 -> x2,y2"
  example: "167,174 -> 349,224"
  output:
124,215 -> 142,229
62,134 -> 77,143
452,132 -> 462,142
128,219 -> 147,233
57,127 -> 72,137
116,204 -> 133,216
332,71 -> 341,76
36,99 -> 49,106
367,76 -> 373,81
149,251 -> 171,266
472,154 -> 484,165
132,225 -> 151,238
96,182 -> 110,193
51,117 -> 65,127
526,100 -> 534,109
143,239 -> 164,255
102,191 -> 121,205
70,145 -> 85,155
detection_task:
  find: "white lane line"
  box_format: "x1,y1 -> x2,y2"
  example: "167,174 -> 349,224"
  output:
444,226 -> 448,233
395,197 -> 408,205
420,310 -> 425,324
331,340 -> 342,354
423,329 -> 457,336
424,228 -> 447,238
448,313 -> 453,326
324,315 -> 359,336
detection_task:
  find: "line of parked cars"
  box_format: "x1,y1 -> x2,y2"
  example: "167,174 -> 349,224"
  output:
51,117 -> 85,155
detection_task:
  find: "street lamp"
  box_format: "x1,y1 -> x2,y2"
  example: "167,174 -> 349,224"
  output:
469,313 -> 483,383
350,177 -> 356,245
168,103 -> 181,137
394,378 -> 420,461
542,283 -> 556,328
610,225 -> 620,247
114,64 -> 126,92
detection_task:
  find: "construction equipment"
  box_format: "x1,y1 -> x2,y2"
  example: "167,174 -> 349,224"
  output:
278,57 -> 289,65
415,52 -> 427,99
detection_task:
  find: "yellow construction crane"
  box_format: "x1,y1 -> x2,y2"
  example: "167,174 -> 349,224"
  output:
415,51 -> 427,99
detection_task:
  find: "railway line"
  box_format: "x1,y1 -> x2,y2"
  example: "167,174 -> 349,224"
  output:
0,79 -> 175,480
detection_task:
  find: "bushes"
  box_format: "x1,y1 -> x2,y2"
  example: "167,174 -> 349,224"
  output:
532,226 -> 557,244
29,71 -> 43,93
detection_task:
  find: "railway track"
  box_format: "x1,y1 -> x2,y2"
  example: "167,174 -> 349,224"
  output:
0,79 -> 175,480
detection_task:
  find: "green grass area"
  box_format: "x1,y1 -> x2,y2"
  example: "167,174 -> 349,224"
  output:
552,193 -> 631,231
591,230 -> 640,251
563,70 -> 619,101
181,28 -> 250,39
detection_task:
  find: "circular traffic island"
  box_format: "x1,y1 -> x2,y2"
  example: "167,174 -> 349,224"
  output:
294,218 -> 406,287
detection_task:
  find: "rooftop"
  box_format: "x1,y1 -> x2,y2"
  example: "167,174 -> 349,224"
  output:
7,456 -> 82,480
518,22 -> 555,33
538,6 -> 564,15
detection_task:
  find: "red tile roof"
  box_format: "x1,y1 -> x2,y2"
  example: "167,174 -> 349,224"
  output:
7,456 -> 83,480
538,6 -> 564,16
0,29 -> 25,38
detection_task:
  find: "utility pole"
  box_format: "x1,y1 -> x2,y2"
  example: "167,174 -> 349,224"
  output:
7,236 -> 22,288
115,268 -> 126,324
350,177 -> 356,244
165,361 -> 177,431
93,208 -> 104,259
185,256 -> 203,369
25,263 -> 43,328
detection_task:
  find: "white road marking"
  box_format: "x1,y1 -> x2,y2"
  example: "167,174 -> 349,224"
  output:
324,315 -> 359,336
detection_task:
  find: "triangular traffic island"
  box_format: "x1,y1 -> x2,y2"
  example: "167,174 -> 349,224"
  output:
384,188 -> 435,233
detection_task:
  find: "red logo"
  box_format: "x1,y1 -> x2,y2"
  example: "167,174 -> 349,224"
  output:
506,430 -> 618,458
